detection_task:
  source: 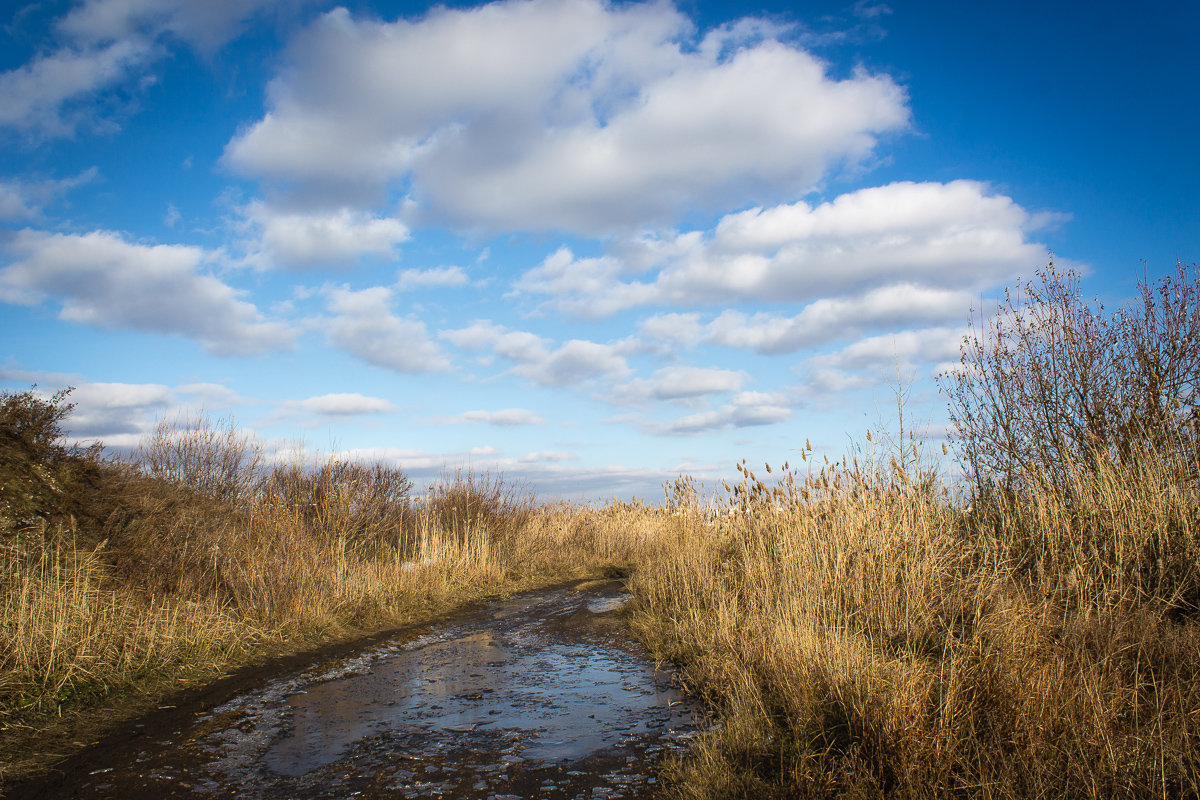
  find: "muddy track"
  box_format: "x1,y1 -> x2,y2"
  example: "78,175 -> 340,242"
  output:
7,579 -> 699,799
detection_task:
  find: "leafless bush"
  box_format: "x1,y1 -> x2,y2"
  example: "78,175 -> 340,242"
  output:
941,261 -> 1200,494
259,459 -> 415,554
133,414 -> 264,507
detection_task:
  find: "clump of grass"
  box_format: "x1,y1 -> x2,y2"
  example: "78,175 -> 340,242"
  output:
0,521 -> 256,716
621,443 -> 1200,798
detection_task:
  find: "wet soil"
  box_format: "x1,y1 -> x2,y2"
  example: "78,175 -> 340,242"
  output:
7,580 -> 698,799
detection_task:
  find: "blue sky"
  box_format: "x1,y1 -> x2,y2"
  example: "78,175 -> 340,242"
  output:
1,0 -> 1196,499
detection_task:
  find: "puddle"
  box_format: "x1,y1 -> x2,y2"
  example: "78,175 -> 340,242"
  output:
66,582 -> 699,799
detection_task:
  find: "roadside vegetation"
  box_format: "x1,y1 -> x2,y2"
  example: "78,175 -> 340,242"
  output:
2,262 -> 1197,798
0,397 -> 648,785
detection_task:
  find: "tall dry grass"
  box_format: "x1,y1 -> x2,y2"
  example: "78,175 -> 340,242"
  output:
0,410 -> 642,768
6,382 -> 1199,798
620,441 -> 1200,798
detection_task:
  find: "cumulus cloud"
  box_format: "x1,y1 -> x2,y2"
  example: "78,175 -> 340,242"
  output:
428,408 -> 547,426
635,283 -> 971,355
515,248 -> 657,318
241,202 -> 410,269
0,169 -> 97,222
520,181 -> 1046,314
324,286 -> 452,373
175,382 -> 248,407
650,390 -> 793,434
793,326 -> 967,398
58,0 -> 307,52
612,366 -> 747,406
813,326 -> 965,373
0,229 -> 295,355
396,266 -> 469,290
292,392 -> 397,416
511,339 -> 632,387
1,0 -> 298,137
637,312 -> 705,347
519,450 -> 576,463
439,320 -> 632,387
0,38 -> 154,136
224,0 -> 909,233
65,381 -> 175,439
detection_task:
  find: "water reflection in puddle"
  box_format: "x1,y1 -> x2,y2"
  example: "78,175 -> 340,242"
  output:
178,584 -> 697,798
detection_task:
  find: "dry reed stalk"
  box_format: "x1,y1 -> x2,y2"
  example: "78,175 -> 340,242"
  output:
622,454 -> 1200,799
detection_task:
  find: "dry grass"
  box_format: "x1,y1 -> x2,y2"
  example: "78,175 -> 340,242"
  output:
620,444 -> 1200,798
0,411 -> 642,784
4,390 -> 1198,798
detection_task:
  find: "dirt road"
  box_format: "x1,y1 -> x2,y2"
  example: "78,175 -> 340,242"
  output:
8,579 -> 698,799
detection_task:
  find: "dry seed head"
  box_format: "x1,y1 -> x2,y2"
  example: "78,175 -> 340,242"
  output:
764,462 -> 772,474
866,429 -> 872,442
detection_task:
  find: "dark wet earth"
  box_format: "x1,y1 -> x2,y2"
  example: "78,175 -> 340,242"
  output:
45,581 -> 699,799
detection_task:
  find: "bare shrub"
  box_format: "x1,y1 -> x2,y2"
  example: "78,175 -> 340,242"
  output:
258,459 -> 415,555
134,414 -> 264,507
941,261 -> 1200,494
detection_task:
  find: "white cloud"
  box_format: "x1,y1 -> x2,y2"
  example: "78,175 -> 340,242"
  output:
803,367 -> 877,395
0,169 -> 97,222
0,229 -> 295,355
0,0 -> 302,137
65,381 -> 175,438
703,284 -> 972,353
0,39 -> 154,136
396,265 -> 469,290
813,326 -> 965,372
795,326 -> 967,398
58,0 -> 304,52
439,320 -> 631,387
175,382 -> 247,407
0,184 -> 38,222
224,0 -> 909,233
635,284 -> 971,355
519,450 -> 576,463
242,202 -> 410,269
293,392 -> 397,416
653,390 -> 793,434
429,408 -> 547,426
515,248 -> 657,317
519,181 -> 1046,314
637,312 -> 704,347
612,365 -> 747,406
511,339 -> 631,387
325,285 -> 452,373
439,320 -> 510,351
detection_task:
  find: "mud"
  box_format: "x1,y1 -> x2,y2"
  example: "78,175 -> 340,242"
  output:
9,580 -> 698,799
